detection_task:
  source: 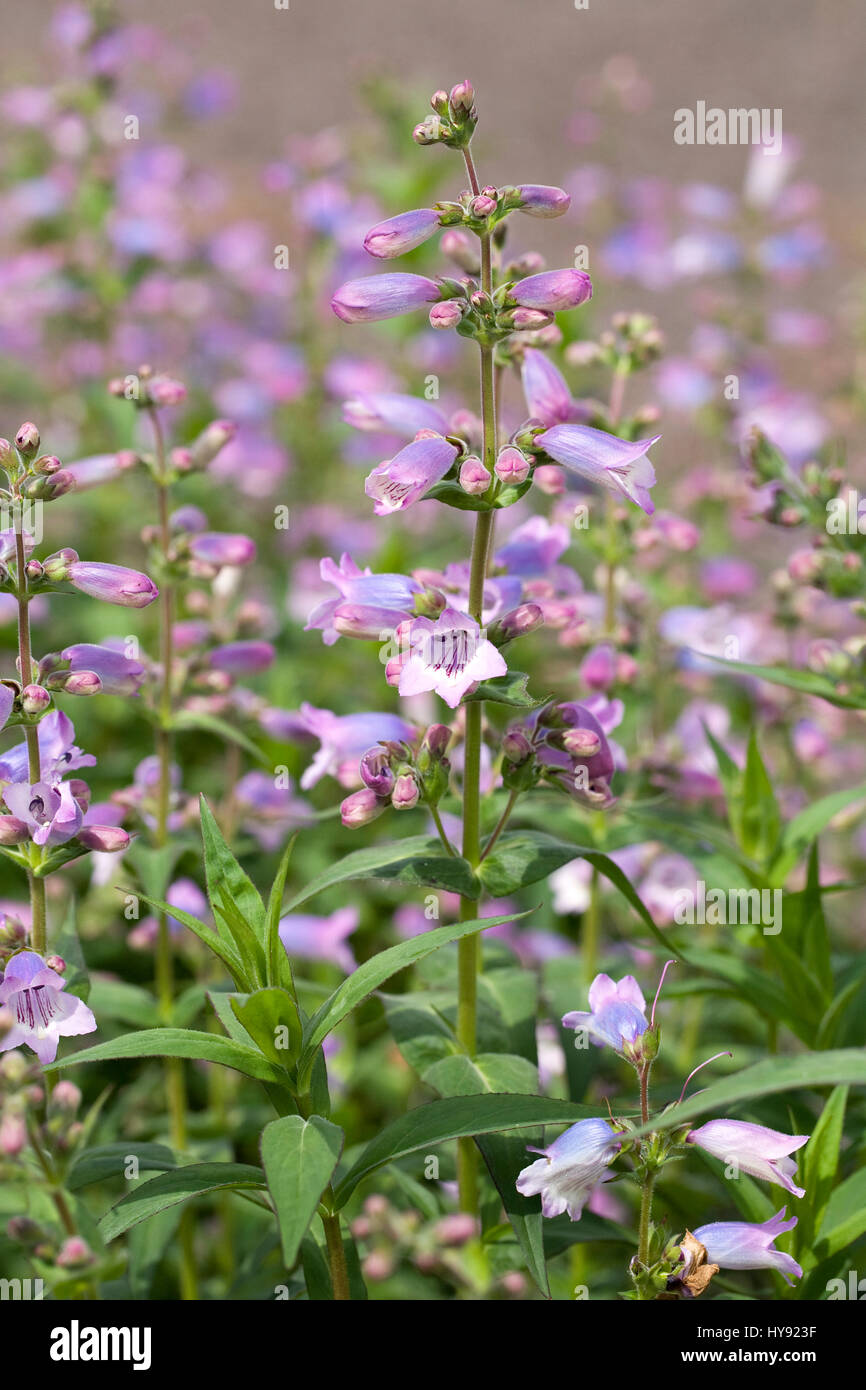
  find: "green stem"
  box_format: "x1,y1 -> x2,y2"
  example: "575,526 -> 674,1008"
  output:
147,405 -> 196,1300
429,803 -> 456,856
28,872 -> 47,957
582,867 -> 600,991
479,788 -> 518,863
637,1169 -> 655,1269
322,1212 -> 350,1300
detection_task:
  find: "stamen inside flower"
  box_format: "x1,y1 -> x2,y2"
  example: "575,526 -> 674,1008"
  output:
16,985 -> 56,1030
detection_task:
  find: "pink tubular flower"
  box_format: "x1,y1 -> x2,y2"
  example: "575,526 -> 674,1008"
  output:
687,1210 -> 802,1286
399,608 -> 506,709
515,184 -> 571,218
562,973 -> 649,1054
537,422 -> 659,514
521,348 -> 590,426
511,268 -> 593,312
364,209 -> 441,258
365,435 -> 458,515
61,643 -> 146,696
342,392 -> 447,437
331,273 -> 443,323
188,532 -> 257,567
341,786 -> 387,828
686,1120 -> 809,1198
77,824 -> 130,853
0,950 -> 96,1064
66,562 -> 158,607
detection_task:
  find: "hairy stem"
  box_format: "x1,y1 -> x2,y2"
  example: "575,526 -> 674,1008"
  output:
322,1212 -> 350,1301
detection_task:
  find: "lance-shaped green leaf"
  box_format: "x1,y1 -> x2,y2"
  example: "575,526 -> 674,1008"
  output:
200,795 -> 266,937
707,656 -> 865,710
231,988 -> 303,1071
333,1094 -> 608,1208
626,1049 -> 866,1142
814,1168 -> 866,1261
46,1027 -> 294,1089
261,1115 -> 344,1265
296,910 -> 522,1090
266,837 -> 297,992
796,1085 -> 847,1258
771,783 -> 866,882
133,890 -> 246,987
67,1142 -> 176,1191
100,1162 -> 266,1242
283,836 -> 479,912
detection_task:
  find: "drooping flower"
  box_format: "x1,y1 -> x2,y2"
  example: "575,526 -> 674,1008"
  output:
363,209 -> 442,258
562,973 -> 649,1054
365,435 -> 458,515
537,423 -> 659,515
60,643 -> 146,696
685,1210 -> 802,1286
686,1120 -> 809,1198
398,608 -> 506,709
515,1118 -> 621,1220
0,950 -> 96,1064
331,273 -> 444,324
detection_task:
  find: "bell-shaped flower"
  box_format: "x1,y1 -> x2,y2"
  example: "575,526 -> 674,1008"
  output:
365,435 -> 458,515
0,950 -> 96,1064
687,1210 -> 802,1286
296,704 -> 416,790
537,422 -> 659,515
61,642 -> 146,696
66,561 -> 158,608
516,1118 -> 621,1220
305,553 -> 422,645
342,392 -> 448,437
510,268 -> 593,312
686,1120 -> 809,1198
562,973 -> 649,1055
398,608 -> 506,709
0,711 -> 95,787
3,780 -> 84,846
363,209 -> 442,258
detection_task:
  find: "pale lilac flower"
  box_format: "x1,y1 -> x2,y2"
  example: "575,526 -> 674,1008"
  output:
66,562 -> 158,607
331,273 -> 443,323
510,269 -> 592,312
562,973 -> 649,1053
687,1210 -> 802,1286
516,1118 -> 621,1220
538,423 -> 659,515
0,950 -> 96,1064
364,209 -> 441,258
63,451 -> 140,491
3,781 -> 84,846
279,907 -> 359,972
305,554 -> 422,645
297,704 -> 416,790
342,392 -> 447,437
234,771 -> 313,850
365,435 -> 458,515
521,349 -> 591,427
686,1120 -> 809,1198
399,608 -> 506,709
208,641 -> 275,675
341,787 -> 387,828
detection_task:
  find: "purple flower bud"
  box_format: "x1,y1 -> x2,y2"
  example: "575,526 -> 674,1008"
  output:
26,469 -> 75,501
63,450 -> 140,491
170,505 -> 208,534
579,644 -> 617,692
502,729 -> 533,764
494,446 -> 530,485
364,208 -> 441,259
147,375 -> 187,407
0,817 -> 29,845
332,273 -> 442,324
562,727 -> 602,757
67,562 -> 159,608
391,773 -> 420,810
190,419 -> 237,469
0,1115 -> 26,1156
422,724 -> 452,760
459,455 -> 491,495
471,194 -> 497,217
188,532 -> 257,567
359,748 -> 395,796
413,116 -> 441,146
56,1237 -> 92,1269
77,824 -> 131,853
511,269 -> 593,312
44,954 -> 66,974
33,454 -> 62,475
21,684 -> 51,714
504,307 -> 554,330
51,1080 -> 81,1110
429,299 -> 464,330
449,80 -> 475,113
499,603 -> 544,640
14,422 -> 40,460
515,184 -> 571,218
62,671 -> 102,696
341,786 -> 386,828
208,641 -> 275,675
